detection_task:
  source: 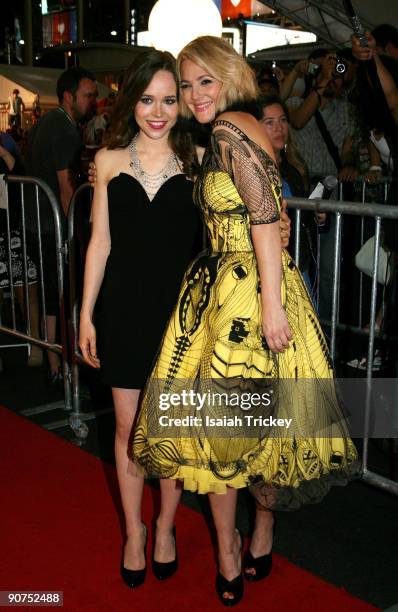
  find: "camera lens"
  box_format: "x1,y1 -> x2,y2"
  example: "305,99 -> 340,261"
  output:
335,59 -> 346,74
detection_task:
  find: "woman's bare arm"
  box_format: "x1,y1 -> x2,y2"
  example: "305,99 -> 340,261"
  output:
214,112 -> 292,352
79,148 -> 112,367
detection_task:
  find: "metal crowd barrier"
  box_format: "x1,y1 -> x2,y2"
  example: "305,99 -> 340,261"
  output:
67,183 -> 113,439
2,175 -> 397,494
67,180 -> 398,494
287,192 -> 398,496
0,174 -> 72,410
304,176 -> 391,323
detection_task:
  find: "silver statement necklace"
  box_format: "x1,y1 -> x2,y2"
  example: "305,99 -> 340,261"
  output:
129,135 -> 178,201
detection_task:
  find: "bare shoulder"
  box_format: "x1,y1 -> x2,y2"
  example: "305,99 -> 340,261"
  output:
94,146 -> 121,166
94,146 -> 127,183
215,111 -> 258,134
215,111 -> 275,161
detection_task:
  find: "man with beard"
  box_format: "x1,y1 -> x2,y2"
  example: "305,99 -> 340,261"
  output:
26,67 -> 98,384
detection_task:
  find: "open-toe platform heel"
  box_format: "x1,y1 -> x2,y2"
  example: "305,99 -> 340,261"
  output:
216,529 -> 244,607
121,523 -> 147,589
243,548 -> 272,582
152,526 -> 178,580
216,572 -> 244,607
244,511 -> 274,583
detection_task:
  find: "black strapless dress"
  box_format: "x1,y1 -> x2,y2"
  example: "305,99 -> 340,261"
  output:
96,172 -> 202,388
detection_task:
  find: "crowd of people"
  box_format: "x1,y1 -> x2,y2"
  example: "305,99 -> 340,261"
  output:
1,22 -> 398,607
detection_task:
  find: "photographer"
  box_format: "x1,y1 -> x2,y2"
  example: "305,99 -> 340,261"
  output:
372,24 -> 398,61
279,58 -> 316,101
285,50 -> 358,319
352,29 -> 398,367
287,50 -> 357,182
352,31 -> 398,125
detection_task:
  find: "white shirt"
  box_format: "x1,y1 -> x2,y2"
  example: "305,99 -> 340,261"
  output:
370,130 -> 394,169
287,96 -> 355,178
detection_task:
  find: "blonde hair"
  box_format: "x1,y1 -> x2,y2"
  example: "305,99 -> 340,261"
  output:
177,36 -> 259,118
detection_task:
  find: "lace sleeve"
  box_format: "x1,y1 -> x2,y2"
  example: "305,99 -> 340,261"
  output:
211,119 -> 282,225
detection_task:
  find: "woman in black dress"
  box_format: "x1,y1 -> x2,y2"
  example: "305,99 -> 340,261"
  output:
79,50 -> 201,588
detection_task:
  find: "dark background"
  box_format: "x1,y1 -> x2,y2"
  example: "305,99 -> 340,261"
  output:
0,0 -> 157,64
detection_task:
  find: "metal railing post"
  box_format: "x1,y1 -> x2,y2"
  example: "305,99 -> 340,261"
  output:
1,175 -> 72,410
67,183 -> 91,439
330,212 -> 342,362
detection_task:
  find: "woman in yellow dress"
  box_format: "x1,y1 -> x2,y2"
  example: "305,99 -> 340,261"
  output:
132,36 -> 357,606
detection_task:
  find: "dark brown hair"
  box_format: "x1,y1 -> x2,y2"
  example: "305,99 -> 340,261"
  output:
259,95 -> 309,190
105,49 -> 199,178
56,67 -> 96,104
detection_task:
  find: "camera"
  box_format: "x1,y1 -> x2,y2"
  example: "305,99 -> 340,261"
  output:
334,57 -> 347,76
308,62 -> 320,75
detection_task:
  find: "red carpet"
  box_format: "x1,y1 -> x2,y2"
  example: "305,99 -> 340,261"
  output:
0,406 -> 377,611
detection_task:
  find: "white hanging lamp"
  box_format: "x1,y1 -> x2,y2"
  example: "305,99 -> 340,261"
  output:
148,0 -> 223,57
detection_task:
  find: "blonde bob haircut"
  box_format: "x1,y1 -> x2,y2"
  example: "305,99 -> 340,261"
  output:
177,36 -> 259,118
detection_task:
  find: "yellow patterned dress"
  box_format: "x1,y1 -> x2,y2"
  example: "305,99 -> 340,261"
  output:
132,118 -> 358,510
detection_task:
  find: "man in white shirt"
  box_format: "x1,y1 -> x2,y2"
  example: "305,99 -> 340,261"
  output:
7,89 -> 24,128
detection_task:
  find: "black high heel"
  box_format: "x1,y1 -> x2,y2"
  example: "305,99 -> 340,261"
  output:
243,548 -> 272,582
216,573 -> 244,608
216,529 -> 244,607
120,523 -> 147,589
243,512 -> 274,582
152,526 -> 178,580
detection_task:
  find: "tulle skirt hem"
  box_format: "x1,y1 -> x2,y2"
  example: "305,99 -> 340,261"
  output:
131,435 -> 359,510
